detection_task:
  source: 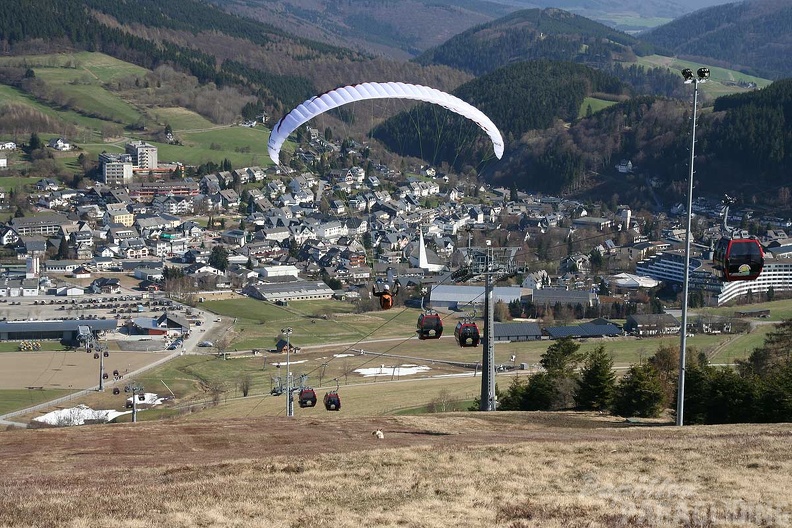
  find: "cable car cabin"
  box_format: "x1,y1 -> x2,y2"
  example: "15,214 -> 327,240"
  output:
298,388 -> 317,408
713,237 -> 764,282
454,321 -> 480,347
417,313 -> 443,340
324,391 -> 341,411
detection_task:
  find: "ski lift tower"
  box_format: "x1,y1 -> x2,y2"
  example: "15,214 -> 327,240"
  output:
78,325 -> 109,391
459,241 -> 517,411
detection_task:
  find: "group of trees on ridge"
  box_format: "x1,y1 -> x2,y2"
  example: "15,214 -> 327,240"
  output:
498,320 -> 792,424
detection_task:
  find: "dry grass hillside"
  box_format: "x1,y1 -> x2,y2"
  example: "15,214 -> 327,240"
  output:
1,413 -> 790,527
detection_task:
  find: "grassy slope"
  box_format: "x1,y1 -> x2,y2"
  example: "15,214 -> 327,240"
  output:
0,414 -> 789,527
0,52 -> 274,169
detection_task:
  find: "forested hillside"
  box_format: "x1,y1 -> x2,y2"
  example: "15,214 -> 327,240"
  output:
372,60 -> 628,170
486,77 -> 792,205
640,0 -> 792,80
414,8 -> 653,76
0,0 -> 470,121
701,79 -> 792,190
413,8 -> 684,99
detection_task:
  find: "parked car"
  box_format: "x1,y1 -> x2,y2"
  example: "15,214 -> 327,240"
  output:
198,341 -> 214,347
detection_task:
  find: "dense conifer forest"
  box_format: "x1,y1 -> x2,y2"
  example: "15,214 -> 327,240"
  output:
640,0 -> 792,80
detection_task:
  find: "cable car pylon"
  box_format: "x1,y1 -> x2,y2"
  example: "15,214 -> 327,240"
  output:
455,242 -> 517,411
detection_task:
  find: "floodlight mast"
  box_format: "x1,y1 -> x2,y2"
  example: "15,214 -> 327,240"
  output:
676,66 -> 709,427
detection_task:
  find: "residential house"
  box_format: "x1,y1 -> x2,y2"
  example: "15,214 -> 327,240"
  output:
221,229 -> 247,247
218,189 -> 240,210
108,225 -> 138,244
35,178 -> 60,192
104,203 -> 134,227
48,137 -> 71,151
88,277 -> 121,294
119,238 -> 149,259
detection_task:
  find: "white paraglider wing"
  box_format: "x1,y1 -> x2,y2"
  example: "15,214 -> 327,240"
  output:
267,81 -> 504,165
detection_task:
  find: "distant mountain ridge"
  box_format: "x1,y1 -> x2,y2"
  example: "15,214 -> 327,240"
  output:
640,0 -> 792,79
413,8 -> 659,77
212,0 -> 721,59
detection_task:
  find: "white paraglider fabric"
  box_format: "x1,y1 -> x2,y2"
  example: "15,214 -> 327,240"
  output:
267,81 -> 504,165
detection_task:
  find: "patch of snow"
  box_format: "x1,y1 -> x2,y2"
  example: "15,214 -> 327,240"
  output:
333,353 -> 354,358
126,392 -> 165,406
271,359 -> 308,367
33,404 -> 130,426
354,365 -> 431,377
34,393 -> 165,427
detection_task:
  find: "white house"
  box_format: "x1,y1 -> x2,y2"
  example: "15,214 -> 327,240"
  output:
48,138 -> 71,151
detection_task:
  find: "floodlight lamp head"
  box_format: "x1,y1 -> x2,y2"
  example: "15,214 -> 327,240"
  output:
697,67 -> 710,81
681,68 -> 694,82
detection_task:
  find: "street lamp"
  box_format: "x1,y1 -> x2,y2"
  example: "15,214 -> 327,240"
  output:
281,327 -> 294,417
676,66 -> 709,427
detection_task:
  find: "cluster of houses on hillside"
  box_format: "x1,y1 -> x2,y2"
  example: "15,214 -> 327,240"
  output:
1,135 -> 792,309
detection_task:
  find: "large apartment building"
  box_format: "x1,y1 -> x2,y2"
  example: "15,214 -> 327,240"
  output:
99,152 -> 134,186
635,249 -> 792,306
125,141 -> 158,170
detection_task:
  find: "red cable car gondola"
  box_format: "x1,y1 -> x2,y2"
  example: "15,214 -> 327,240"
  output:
417,312 -> 443,340
454,320 -> 480,347
324,391 -> 341,411
298,388 -> 317,408
712,237 -> 764,282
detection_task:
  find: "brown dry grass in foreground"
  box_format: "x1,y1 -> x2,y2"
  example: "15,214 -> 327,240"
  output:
0,413 -> 790,527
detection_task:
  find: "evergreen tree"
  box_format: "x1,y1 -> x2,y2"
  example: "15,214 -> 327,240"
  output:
209,246 -> 229,271
498,375 -> 527,411
574,345 -> 616,411
540,337 -> 582,377
57,236 -> 70,259
612,364 -> 665,418
28,132 -> 42,151
520,372 -> 557,411
245,257 -> 254,270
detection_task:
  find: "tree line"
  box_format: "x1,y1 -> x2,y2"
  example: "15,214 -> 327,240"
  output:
498,320 -> 792,424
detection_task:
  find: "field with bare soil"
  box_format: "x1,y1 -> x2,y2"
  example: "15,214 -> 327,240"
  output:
0,413 -> 789,527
